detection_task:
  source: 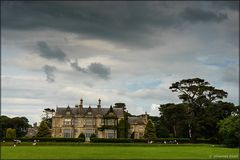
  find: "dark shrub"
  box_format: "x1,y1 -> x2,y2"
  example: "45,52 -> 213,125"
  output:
196,137 -> 218,144
132,139 -> 148,143
90,134 -> 97,141
78,133 -> 85,142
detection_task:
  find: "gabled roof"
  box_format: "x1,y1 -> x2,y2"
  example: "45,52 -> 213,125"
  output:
103,106 -> 118,119
128,116 -> 146,125
55,106 -> 124,118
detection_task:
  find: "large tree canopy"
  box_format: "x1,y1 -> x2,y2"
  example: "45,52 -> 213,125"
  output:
0,115 -> 30,138
159,103 -> 189,137
169,78 -> 228,108
169,78 -> 228,141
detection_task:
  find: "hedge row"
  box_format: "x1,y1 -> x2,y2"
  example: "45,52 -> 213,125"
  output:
1,138 -> 85,142
196,137 -> 218,144
91,138 -> 132,143
91,138 -> 218,144
1,137 -> 218,144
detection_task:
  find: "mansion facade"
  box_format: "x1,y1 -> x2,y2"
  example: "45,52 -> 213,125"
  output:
52,99 -> 148,140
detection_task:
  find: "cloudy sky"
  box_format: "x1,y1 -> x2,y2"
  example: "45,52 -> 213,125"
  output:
1,1 -> 239,125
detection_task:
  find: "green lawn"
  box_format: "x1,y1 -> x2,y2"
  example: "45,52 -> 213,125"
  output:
1,144 -> 239,159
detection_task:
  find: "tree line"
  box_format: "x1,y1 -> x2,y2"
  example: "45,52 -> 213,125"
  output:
150,78 -> 239,147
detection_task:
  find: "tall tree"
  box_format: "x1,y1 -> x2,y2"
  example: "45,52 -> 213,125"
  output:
169,78 -> 228,141
201,101 -> 235,138
0,116 -> 11,138
159,103 -> 188,137
114,103 -> 126,110
12,117 -> 30,137
144,119 -> 157,141
150,116 -> 170,138
36,120 -> 51,137
42,108 -> 55,129
0,116 -> 30,138
43,108 -> 55,119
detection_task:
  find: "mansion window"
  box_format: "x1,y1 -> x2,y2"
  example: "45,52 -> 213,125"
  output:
84,129 -> 95,138
105,119 -> 115,125
63,129 -> 73,138
135,133 -> 140,139
66,111 -> 71,115
74,119 -> 78,125
64,119 -> 72,125
85,119 -> 95,126
138,126 -> 145,131
105,129 -> 116,139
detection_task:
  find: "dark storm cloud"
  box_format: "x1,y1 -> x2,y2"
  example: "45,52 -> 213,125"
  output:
1,1 -> 231,48
88,63 -> 111,80
43,65 -> 56,83
70,60 -> 111,80
0,1 -> 182,48
181,7 -> 228,23
211,1 -> 239,11
35,40 -> 111,80
37,41 -> 66,61
70,60 -> 86,73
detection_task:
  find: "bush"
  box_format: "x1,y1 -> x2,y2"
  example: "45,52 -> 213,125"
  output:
90,134 -> 97,141
132,139 -> 148,143
78,133 -> 85,142
218,116 -> 240,147
1,138 -> 85,142
91,138 -> 132,143
196,137 -> 218,144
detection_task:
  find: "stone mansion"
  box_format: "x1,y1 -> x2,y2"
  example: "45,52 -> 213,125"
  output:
51,99 -> 148,140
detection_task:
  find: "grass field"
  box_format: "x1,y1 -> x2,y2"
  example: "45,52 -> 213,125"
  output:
1,143 -> 239,159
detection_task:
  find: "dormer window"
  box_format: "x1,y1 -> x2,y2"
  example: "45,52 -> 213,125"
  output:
66,111 -> 70,115
64,119 -> 72,125
85,119 -> 95,126
105,119 -> 115,125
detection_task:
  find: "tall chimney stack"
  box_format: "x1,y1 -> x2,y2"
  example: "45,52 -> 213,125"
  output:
97,98 -> 101,109
79,98 -> 83,109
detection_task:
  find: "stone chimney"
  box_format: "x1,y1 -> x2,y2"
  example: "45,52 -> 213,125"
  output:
79,98 -> 83,109
97,98 -> 101,109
